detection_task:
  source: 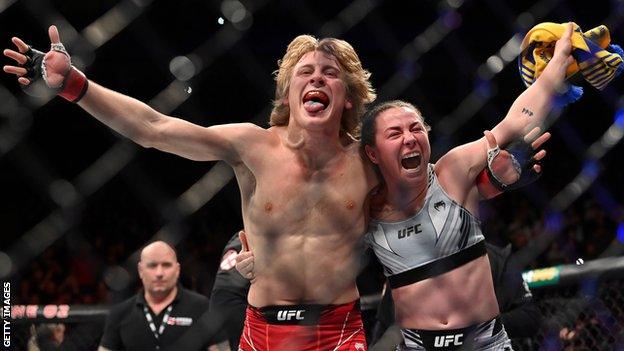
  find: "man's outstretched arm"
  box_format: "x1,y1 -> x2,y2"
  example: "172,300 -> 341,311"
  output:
3,25 -> 262,163
77,81 -> 261,162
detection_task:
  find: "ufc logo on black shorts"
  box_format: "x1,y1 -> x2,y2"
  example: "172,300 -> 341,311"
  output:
433,334 -> 463,348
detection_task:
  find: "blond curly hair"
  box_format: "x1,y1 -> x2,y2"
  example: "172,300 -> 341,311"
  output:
269,35 -> 376,136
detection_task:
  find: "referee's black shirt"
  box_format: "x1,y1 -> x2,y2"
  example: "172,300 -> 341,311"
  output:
100,286 -> 210,351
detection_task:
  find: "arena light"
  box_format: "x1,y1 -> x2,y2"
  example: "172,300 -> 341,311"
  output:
617,222 -> 624,244
499,35 -> 523,62
615,108 -> 624,128
486,55 -> 504,74
169,55 -> 197,82
220,0 -> 252,31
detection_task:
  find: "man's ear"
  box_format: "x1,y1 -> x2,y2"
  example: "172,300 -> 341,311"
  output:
364,145 -> 378,164
345,99 -> 352,110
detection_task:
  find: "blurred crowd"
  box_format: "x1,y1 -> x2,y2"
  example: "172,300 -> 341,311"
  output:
12,220 -> 231,306
484,193 -> 621,269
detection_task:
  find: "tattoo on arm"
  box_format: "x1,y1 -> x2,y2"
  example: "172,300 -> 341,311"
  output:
521,107 -> 534,117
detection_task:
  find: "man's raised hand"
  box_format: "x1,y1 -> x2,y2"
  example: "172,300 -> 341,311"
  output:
3,25 -> 87,102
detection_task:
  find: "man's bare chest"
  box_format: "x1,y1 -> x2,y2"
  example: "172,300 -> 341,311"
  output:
246,157 -> 368,226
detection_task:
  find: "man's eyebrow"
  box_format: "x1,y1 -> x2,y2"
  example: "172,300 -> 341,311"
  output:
296,62 -> 340,70
145,260 -> 172,264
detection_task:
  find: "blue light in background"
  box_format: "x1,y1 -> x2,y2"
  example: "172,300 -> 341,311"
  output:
615,108 -> 624,128
581,160 -> 599,179
545,211 -> 564,232
617,222 -> 624,244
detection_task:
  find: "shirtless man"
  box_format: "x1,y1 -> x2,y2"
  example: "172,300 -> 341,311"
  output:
4,27 -> 377,350
358,24 -> 574,350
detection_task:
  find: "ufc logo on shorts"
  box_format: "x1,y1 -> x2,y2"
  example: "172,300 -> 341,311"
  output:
433,334 -> 463,347
276,309 -> 305,321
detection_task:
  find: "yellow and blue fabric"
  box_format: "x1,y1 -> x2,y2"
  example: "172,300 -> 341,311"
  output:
519,22 -> 623,105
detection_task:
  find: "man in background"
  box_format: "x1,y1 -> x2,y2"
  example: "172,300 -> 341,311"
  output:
99,241 -> 223,351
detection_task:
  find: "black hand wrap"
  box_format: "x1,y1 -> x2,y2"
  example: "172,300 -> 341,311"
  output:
505,139 -> 541,191
24,47 -> 46,81
487,139 -> 541,192
20,46 -> 57,97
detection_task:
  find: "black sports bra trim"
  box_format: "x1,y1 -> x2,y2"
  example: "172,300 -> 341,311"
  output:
388,240 -> 486,289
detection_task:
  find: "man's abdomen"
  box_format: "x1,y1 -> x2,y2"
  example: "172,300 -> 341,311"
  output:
246,231 -> 364,306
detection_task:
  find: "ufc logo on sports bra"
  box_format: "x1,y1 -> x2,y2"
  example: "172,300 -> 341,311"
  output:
276,310 -> 305,321
397,224 -> 422,239
434,334 -> 463,347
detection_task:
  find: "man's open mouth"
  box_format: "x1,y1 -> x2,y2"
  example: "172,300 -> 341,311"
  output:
302,91 -> 330,113
401,152 -> 421,169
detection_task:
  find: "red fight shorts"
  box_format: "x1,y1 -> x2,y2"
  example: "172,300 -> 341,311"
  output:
238,300 -> 367,351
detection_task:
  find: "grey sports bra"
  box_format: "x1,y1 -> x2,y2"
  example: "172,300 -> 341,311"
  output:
365,165 -> 486,288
